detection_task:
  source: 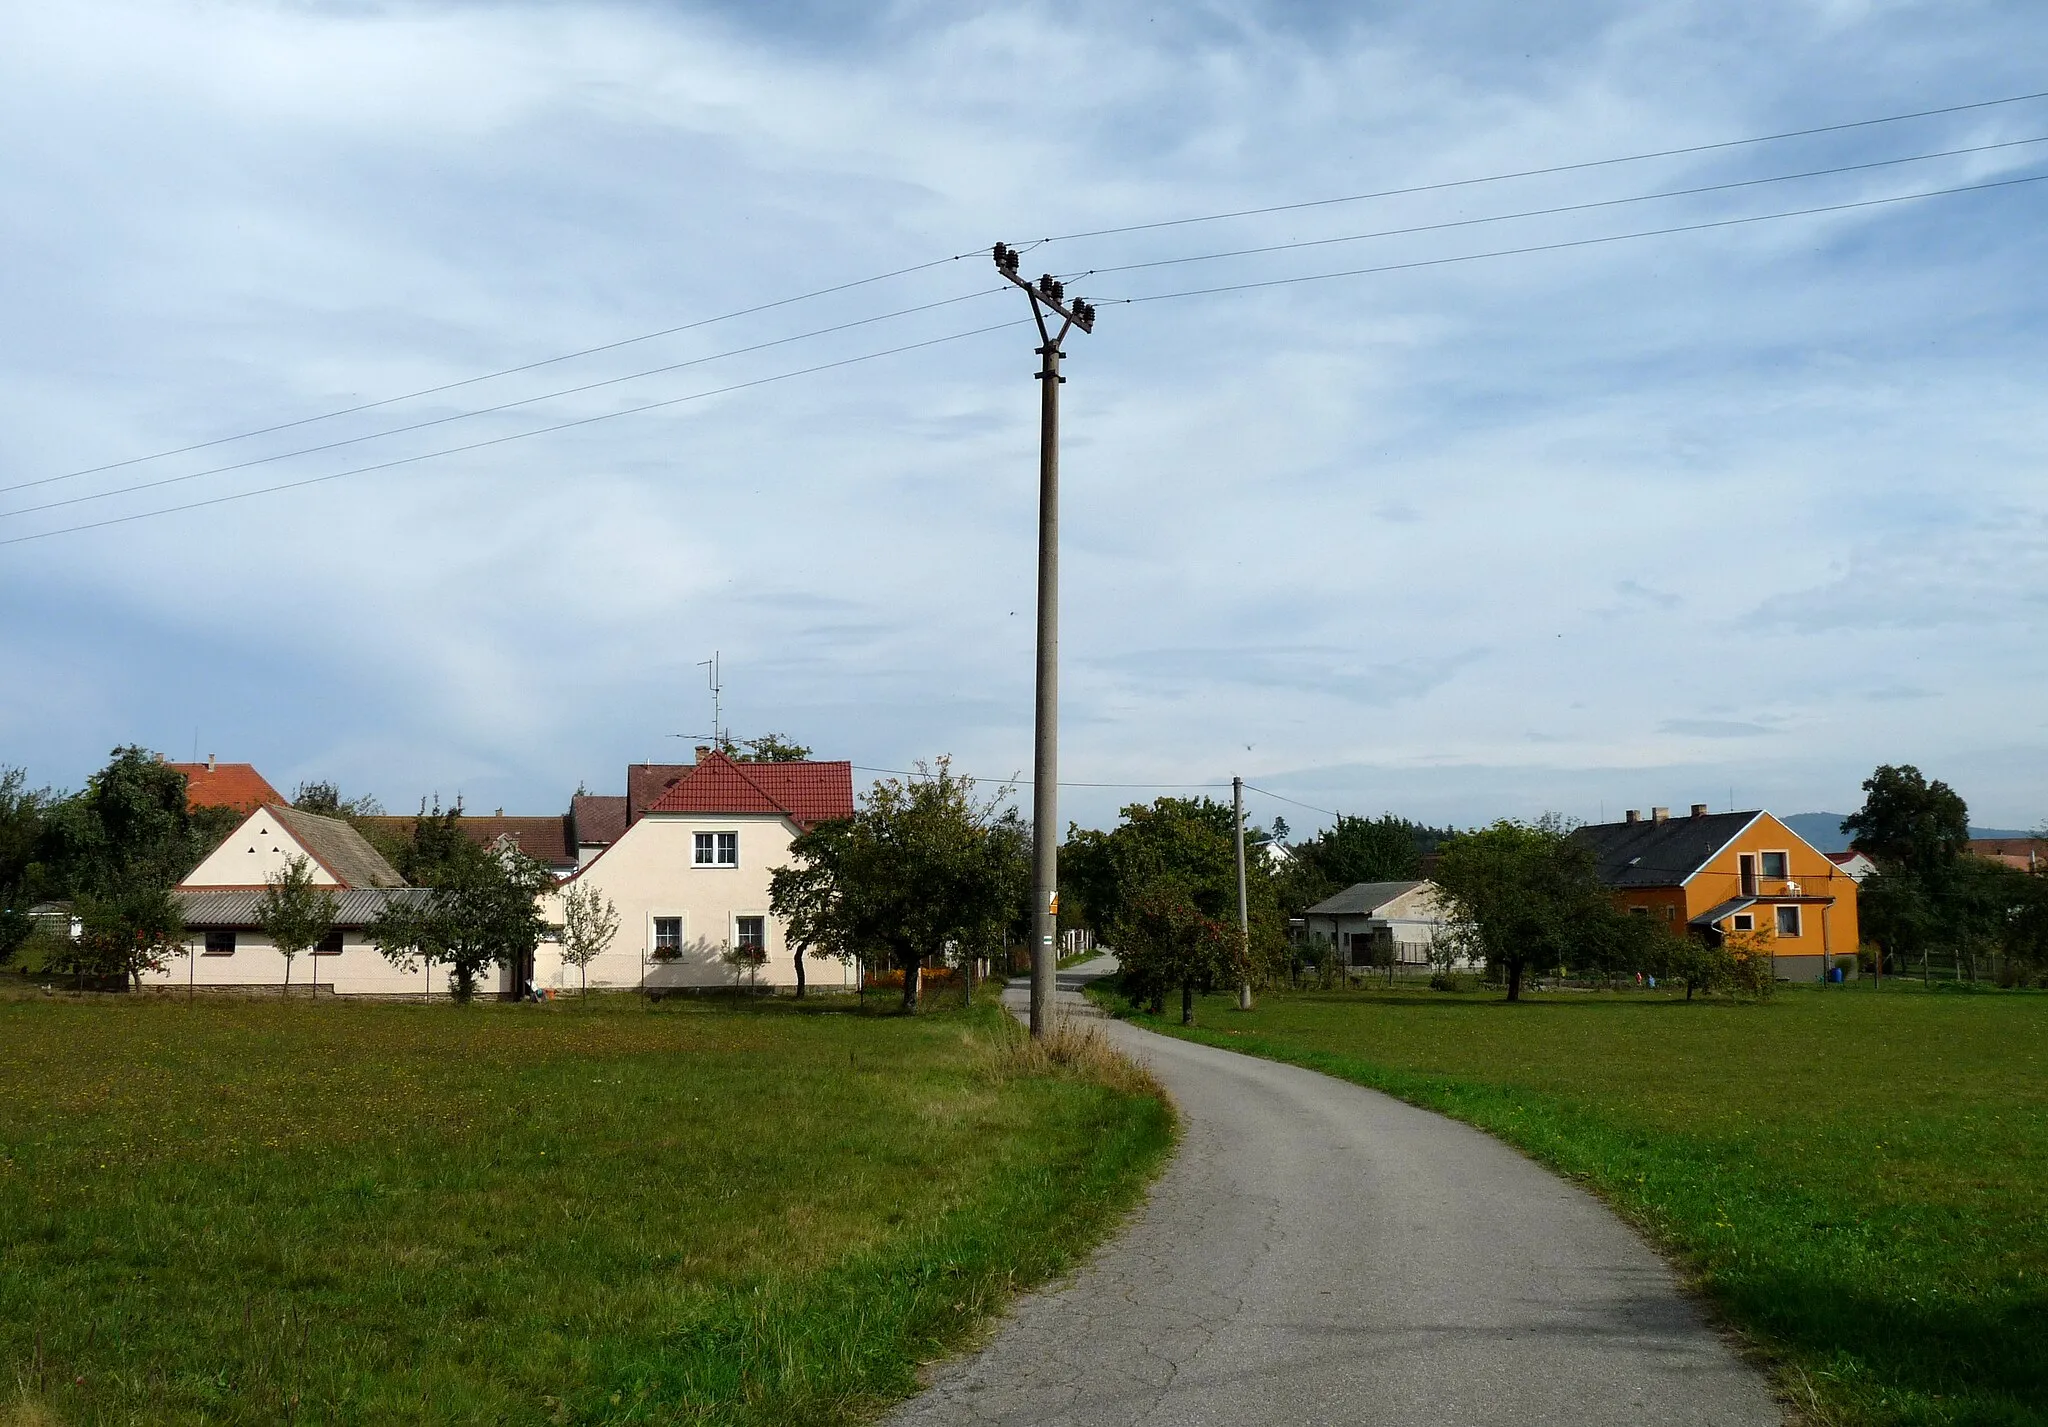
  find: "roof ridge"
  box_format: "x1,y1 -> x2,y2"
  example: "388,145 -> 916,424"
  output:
698,750 -> 796,819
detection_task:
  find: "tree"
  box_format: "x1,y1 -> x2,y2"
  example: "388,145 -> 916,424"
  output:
368,835 -> 554,1002
61,884 -> 185,990
1432,817 -> 1615,1001
1113,884 -> 1241,1024
1063,796 -> 1288,985
720,938 -> 767,1001
770,759 -> 1028,1010
255,854 -> 339,1000
1843,765 -> 1970,877
719,733 -> 813,763
557,881 -> 619,995
39,747 -> 206,900
291,781 -> 384,819
0,766 -> 51,965
1275,813 -> 1457,917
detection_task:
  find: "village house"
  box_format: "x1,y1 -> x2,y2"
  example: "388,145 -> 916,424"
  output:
1296,880 -> 1458,974
140,803 -> 436,996
538,749 -> 856,993
1570,805 -> 1861,981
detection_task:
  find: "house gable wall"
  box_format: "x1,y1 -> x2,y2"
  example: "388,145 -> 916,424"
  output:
183,807 -> 343,888
1683,811 -> 1860,955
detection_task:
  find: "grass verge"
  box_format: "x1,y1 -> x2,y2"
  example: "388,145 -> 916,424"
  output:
1092,979 -> 2047,1427
1,991 -> 1171,1425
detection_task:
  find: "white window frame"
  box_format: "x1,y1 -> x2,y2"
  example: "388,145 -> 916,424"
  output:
693,830 -> 739,868
733,913 -> 769,954
651,913 -> 687,957
1775,904 -> 1801,937
1731,913 -> 1755,932
1759,850 -> 1790,881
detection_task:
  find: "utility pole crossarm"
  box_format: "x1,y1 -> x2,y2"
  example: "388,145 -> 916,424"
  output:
993,244 -> 1097,333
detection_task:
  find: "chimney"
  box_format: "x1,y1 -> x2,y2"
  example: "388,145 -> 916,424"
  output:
1624,809 -> 1640,824
206,753 -> 216,772
695,745 -> 711,761
1651,806 -> 1670,823
1690,803 -> 1709,818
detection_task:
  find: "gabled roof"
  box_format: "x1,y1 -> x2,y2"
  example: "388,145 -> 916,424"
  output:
1301,880 -> 1430,917
267,805 -> 406,888
167,761 -> 283,813
645,751 -> 855,828
1569,812 -> 1761,888
570,795 -> 629,847
626,764 -> 693,826
358,813 -> 577,870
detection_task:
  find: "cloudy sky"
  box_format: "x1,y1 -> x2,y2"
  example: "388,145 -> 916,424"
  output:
3,0 -> 2045,835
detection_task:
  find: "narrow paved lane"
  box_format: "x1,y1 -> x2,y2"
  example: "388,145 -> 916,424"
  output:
888,963 -> 1780,1426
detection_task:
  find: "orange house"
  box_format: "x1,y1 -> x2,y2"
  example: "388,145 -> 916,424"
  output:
1570,805 -> 1860,981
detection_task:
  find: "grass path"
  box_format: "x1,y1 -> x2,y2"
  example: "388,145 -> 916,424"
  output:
1,992 -> 1171,1425
1096,981 -> 2048,1427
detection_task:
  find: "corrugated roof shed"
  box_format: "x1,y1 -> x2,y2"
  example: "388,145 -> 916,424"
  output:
175,886 -> 429,927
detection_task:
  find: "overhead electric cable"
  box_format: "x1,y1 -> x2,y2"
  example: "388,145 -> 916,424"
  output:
3,247 -> 1019,497
850,764 -> 1232,790
1058,134 -> 2048,281
1034,87 -> 2048,244
1106,170 -> 2048,305
1,286 -> 1006,521
0,318 -> 1031,548
1242,785 -> 1344,820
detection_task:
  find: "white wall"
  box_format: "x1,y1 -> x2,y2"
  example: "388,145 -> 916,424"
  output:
136,929 -> 507,997
538,811 -> 856,992
184,807 -> 340,887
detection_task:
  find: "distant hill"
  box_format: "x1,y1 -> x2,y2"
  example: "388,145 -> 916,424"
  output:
1782,813 -> 2035,853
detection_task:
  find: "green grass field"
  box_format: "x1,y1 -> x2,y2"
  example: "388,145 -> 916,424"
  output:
1102,981 -> 2047,1427
0,991 -> 1171,1426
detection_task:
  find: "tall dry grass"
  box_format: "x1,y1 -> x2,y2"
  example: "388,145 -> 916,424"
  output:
977,1011 -> 1166,1102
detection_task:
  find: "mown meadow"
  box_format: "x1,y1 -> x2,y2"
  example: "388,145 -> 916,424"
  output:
1105,980 -> 2047,1427
0,990 -> 1171,1426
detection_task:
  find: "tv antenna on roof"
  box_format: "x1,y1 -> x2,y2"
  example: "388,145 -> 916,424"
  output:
668,652 -> 725,759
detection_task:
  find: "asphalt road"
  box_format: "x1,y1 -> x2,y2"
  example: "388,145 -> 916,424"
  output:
886,961 -> 1781,1426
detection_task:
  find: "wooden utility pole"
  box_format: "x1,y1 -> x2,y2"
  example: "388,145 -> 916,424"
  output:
993,243 -> 1096,1039
1234,775 -> 1252,1010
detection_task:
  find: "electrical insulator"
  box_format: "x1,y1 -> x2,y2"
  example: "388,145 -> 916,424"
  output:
1050,280 -> 1065,302
993,242 -> 1008,265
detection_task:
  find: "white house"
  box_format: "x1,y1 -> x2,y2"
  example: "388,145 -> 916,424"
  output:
1297,880 -> 1460,973
538,750 -> 857,993
140,804 -> 440,997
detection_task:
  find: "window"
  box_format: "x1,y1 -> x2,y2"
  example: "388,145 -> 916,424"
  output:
1760,851 -> 1789,880
313,930 -> 344,956
1731,913 -> 1755,932
736,916 -> 766,952
203,930 -> 236,956
1627,906 -> 1649,917
693,831 -> 739,867
653,917 -> 683,958
1775,905 -> 1801,937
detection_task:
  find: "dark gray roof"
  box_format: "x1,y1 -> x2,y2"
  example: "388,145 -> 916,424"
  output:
1568,812 -> 1761,888
1690,897 -> 1757,927
1301,880 -> 1429,917
571,794 -> 628,847
174,886 -> 430,929
269,804 -> 405,888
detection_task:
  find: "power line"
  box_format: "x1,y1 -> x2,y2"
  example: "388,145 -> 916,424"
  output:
5,248 -> 1013,497
0,318 -> 1031,548
850,764 -> 1232,790
1108,170 -> 2048,305
2,286 -> 1005,521
1242,784 -> 1344,819
1033,87 -> 2048,244
1060,134 -> 2048,282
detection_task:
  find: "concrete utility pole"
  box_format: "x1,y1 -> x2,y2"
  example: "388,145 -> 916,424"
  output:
1234,775 -> 1252,1010
993,243 -> 1097,1039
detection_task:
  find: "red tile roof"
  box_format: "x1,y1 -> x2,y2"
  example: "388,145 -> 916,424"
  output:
570,794 -> 629,846
166,762 -> 284,814
645,752 -> 853,828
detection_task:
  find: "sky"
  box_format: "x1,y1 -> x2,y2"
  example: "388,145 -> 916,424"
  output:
2,0 -> 2045,837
